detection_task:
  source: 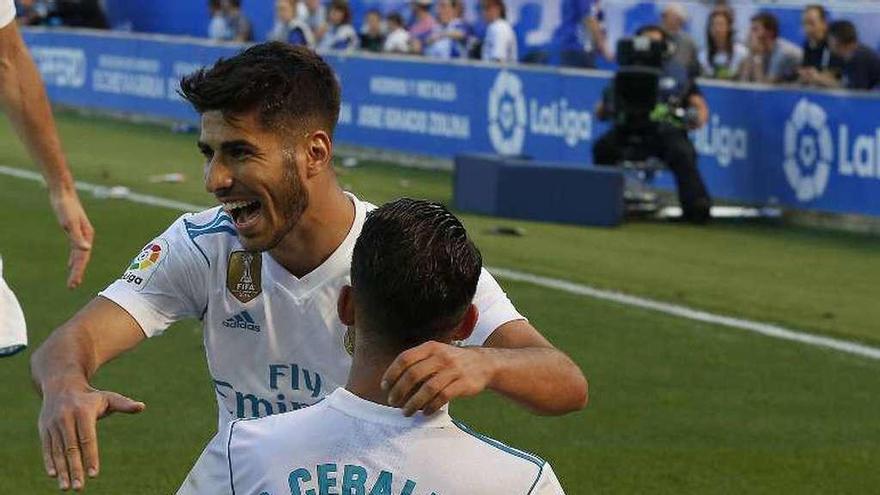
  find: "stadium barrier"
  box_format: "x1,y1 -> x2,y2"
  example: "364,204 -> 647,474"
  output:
454,154 -> 625,227
21,28 -> 880,217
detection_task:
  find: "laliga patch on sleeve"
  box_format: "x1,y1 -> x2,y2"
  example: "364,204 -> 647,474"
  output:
120,238 -> 168,291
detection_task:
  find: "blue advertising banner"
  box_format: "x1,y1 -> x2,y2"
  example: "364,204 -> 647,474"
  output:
20,28 -> 880,217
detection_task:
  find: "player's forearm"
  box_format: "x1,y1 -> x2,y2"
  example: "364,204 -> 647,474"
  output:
30,323 -> 98,395
0,24 -> 73,193
481,346 -> 588,415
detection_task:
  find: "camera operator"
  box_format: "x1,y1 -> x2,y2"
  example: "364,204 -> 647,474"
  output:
593,25 -> 711,224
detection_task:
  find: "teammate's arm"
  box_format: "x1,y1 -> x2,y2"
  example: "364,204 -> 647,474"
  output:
0,21 -> 94,288
384,319 -> 588,417
30,297 -> 147,491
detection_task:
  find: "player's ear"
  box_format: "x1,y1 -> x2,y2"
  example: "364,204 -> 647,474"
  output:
337,285 -> 356,326
450,304 -> 478,342
304,129 -> 333,179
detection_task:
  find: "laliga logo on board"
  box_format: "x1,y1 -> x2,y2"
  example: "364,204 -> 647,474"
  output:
487,71 -> 527,156
782,97 -> 880,203
487,71 -> 592,156
783,98 -> 833,202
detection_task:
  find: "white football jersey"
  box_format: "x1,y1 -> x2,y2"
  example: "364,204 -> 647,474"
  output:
99,193 -> 525,494
226,387 -> 566,495
1,0 -> 15,29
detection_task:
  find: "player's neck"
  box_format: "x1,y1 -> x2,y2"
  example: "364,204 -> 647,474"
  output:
269,186 -> 354,278
345,356 -> 394,407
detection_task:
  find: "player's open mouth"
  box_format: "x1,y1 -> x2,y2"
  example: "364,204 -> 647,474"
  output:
223,199 -> 263,230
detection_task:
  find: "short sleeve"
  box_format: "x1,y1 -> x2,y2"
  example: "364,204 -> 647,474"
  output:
464,268 -> 525,346
0,0 -> 15,29
99,215 -> 209,337
531,464 -> 566,494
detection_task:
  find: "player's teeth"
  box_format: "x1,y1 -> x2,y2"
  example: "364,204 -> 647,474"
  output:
222,200 -> 257,212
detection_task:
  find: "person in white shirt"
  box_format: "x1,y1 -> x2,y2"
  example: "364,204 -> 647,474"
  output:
316,0 -> 359,52
383,12 -> 411,54
226,198 -> 567,494
424,0 -> 467,59
0,0 -> 94,360
480,0 -> 517,63
30,42 -> 588,493
267,0 -> 314,47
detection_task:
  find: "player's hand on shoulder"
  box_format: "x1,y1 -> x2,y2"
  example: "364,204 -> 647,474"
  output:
382,341 -> 494,417
38,384 -> 144,491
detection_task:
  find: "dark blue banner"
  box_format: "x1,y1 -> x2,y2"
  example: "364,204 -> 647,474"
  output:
21,29 -> 880,217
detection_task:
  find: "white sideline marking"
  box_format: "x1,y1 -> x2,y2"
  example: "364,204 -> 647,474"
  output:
2,165 -> 879,361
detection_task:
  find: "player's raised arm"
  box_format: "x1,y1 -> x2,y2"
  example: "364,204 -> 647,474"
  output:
383,267 -> 587,417
383,315 -> 588,417
30,297 -> 147,491
0,19 -> 93,288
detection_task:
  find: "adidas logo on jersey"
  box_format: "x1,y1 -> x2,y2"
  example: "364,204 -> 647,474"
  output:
222,310 -> 261,332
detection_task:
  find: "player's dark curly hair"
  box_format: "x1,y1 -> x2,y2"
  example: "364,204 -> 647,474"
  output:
179,42 -> 341,133
351,199 -> 482,351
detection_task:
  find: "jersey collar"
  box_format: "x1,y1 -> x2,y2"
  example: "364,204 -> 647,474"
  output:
326,387 -> 453,428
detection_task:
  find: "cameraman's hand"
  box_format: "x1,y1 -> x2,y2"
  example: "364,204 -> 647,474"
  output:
38,384 -> 145,491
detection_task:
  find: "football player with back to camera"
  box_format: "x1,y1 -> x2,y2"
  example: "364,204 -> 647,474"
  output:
593,25 -> 712,224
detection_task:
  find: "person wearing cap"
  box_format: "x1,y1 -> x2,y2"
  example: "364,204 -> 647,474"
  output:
661,2 -> 700,77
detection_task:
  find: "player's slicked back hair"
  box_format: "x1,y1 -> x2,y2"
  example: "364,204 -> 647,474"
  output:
179,42 -> 341,133
351,198 -> 482,351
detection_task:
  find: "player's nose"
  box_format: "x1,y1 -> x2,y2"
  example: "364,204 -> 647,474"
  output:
204,159 -> 234,194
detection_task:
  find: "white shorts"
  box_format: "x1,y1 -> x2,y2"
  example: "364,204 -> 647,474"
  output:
175,432 -> 228,495
0,255 -> 27,357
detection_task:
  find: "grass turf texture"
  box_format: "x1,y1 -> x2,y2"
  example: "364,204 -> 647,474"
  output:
0,111 -> 878,493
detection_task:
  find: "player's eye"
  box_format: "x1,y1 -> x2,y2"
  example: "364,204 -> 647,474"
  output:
199,146 -> 214,160
229,147 -> 251,161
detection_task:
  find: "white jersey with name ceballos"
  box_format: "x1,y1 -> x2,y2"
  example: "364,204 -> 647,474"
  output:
99,192 -> 525,495
227,388 -> 566,495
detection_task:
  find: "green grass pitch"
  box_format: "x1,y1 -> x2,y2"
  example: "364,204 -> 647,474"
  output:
0,112 -> 878,493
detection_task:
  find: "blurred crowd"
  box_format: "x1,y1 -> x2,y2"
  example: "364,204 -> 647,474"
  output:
14,0 -> 108,28
669,2 -> 880,91
206,0 -> 879,91
16,0 -> 879,92
208,0 -> 518,63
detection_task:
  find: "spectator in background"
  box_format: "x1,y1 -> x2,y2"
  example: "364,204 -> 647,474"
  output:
408,0 -> 437,54
359,8 -> 385,52
225,0 -> 253,42
424,0 -> 466,59
480,0 -> 517,63
827,20 -> 880,91
207,0 -> 228,40
15,0 -> 51,25
383,12 -> 411,53
317,0 -> 358,52
304,0 -> 327,43
268,0 -> 314,47
699,8 -> 746,79
738,12 -> 802,84
559,0 -> 611,69
661,2 -> 700,77
798,5 -> 844,88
